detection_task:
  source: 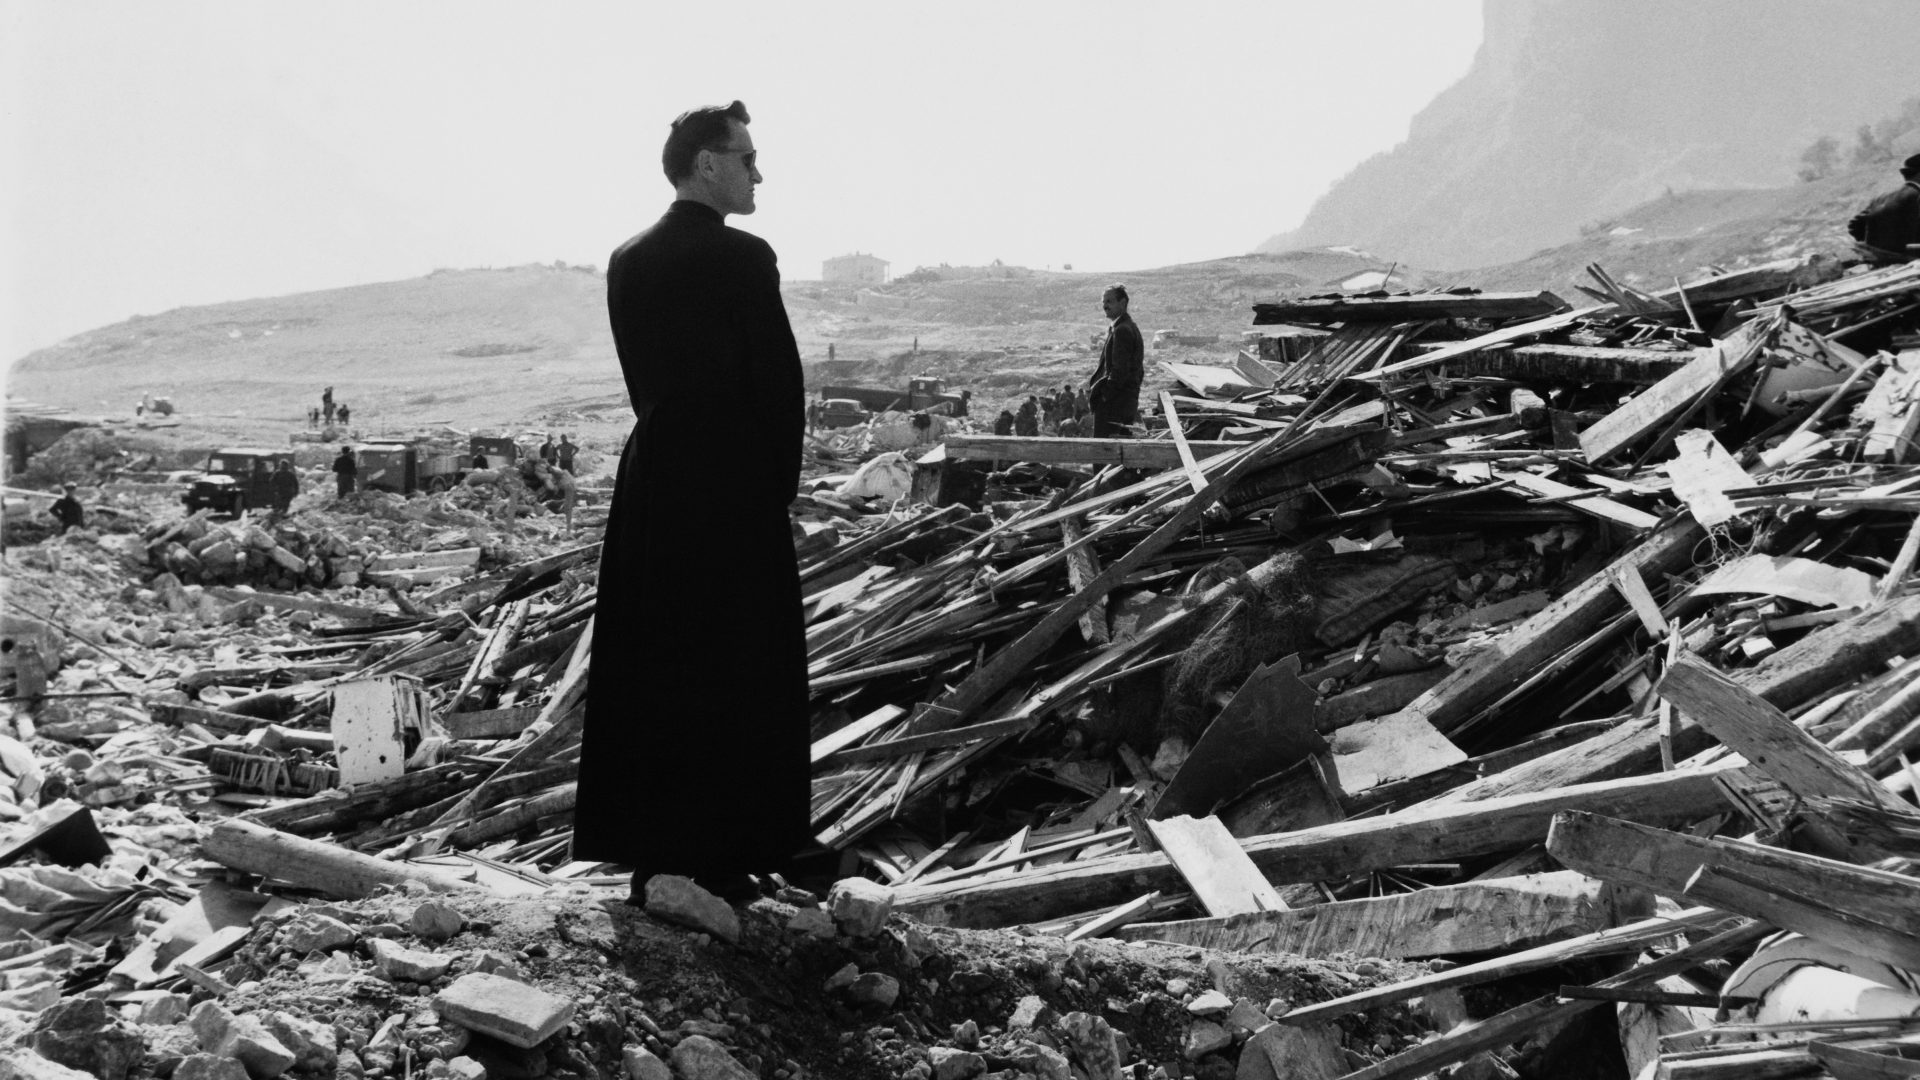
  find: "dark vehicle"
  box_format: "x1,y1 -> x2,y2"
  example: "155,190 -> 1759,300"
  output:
356,443 -> 418,494
818,375 -> 969,417
469,435 -> 518,468
182,447 -> 296,516
812,397 -> 871,430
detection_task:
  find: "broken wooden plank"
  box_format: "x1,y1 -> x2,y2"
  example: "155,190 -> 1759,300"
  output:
1494,469 -> 1662,531
1145,814 -> 1287,917
1658,653 -> 1906,811
439,705 -> 540,741
1353,306 -> 1596,383
1449,343 -> 1692,385
893,759 -> 1750,929
1058,518 -> 1109,646
202,818 -> 475,899
1118,871 -> 1620,959
1276,906 -> 1730,1027
1062,891 -> 1162,942
1252,290 -> 1569,326
938,434 -> 1243,469
1546,811 -> 1920,970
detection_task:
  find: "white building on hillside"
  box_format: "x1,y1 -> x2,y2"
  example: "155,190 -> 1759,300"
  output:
823,252 -> 889,284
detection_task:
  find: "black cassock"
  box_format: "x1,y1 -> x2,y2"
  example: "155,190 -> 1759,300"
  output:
573,200 -> 810,877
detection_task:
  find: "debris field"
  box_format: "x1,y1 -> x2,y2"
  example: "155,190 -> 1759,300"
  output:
6,254 -> 1920,1078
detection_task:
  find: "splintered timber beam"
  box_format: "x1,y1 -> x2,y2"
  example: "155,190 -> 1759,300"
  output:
938,435 -> 1244,469
1116,870 -> 1619,959
203,818 -> 475,900
892,761 -> 1747,929
1401,515 -> 1707,737
1546,811 -> 1920,970
1251,290 -> 1569,326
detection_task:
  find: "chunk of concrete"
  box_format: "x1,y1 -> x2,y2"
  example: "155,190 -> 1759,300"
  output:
1008,994 -> 1055,1030
929,1047 -> 986,1080
369,938 -> 453,983
847,972 -> 901,1008
621,1044 -> 671,1080
1184,1021 -> 1232,1061
171,1055 -> 250,1080
827,877 -> 894,938
260,1012 -> 337,1073
29,999 -> 146,1080
443,1058 -> 486,1080
785,906 -> 835,940
433,972 -> 576,1050
1187,989 -> 1232,1015
1058,1012 -> 1123,1080
1234,1023 -> 1346,1080
281,912 -> 357,954
642,876 -> 741,945
188,1001 -> 295,1079
0,1051 -> 99,1080
668,1035 -> 755,1080
409,900 -> 467,943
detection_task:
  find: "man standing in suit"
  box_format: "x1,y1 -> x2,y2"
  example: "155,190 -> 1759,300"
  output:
1088,285 -> 1144,437
575,101 -> 809,905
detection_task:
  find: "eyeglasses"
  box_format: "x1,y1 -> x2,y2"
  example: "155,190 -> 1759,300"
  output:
706,147 -> 757,170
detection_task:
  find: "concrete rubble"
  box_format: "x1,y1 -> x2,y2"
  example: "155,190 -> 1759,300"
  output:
3,253 -> 1920,1075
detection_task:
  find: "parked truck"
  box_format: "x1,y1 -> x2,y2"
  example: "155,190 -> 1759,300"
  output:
181,447 -> 296,516
816,375 -> 970,417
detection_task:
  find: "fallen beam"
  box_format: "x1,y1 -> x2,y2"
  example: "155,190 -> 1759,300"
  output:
1116,870 -> 1621,959
1251,290 -> 1569,326
937,435 -> 1244,469
892,760 -> 1747,929
1424,343 -> 1692,386
203,818 -> 477,899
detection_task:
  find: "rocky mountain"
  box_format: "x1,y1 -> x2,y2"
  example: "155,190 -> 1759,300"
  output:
1258,0 -> 1920,270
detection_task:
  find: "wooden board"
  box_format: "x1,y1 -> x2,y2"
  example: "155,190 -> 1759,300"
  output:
1578,334 -> 1760,464
1144,814 -> 1287,917
893,759 -> 1750,930
1116,871 -> 1619,959
1493,469 -> 1662,531
938,434 -> 1243,469
1251,290 -> 1568,326
1445,343 -> 1693,385
1320,708 -> 1467,795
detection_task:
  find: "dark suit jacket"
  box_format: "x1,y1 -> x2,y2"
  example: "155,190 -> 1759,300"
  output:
574,201 -> 810,874
1849,180 -> 1920,254
1090,312 -> 1145,415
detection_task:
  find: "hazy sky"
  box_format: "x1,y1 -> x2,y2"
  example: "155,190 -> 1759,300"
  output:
2,2 -> 1482,364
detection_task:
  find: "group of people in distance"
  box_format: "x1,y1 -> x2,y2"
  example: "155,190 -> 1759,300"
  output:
309,386 -> 350,428
571,100 -> 1152,905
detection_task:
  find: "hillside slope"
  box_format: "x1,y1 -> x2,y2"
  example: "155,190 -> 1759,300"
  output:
1258,0 -> 1920,270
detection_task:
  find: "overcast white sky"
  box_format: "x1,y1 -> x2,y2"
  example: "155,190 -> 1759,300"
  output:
2,2 -> 1482,365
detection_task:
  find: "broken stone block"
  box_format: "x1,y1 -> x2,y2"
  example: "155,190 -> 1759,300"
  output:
469,950 -> 524,979
1235,1023 -> 1346,1080
1058,1012 -> 1123,1080
785,906 -> 835,940
929,1047 -> 986,1080
1184,1020 -> 1232,1061
642,875 -> 741,945
188,1001 -> 295,1080
408,900 -> 467,943
827,877 -> 893,937
822,963 -> 859,993
668,1035 -> 754,1080
29,998 -> 146,1080
1225,998 -> 1268,1039
433,972 -> 576,1050
172,1055 -> 250,1080
282,912 -> 358,954
951,1019 -> 980,1050
369,938 -> 452,983
0,1050 -> 98,1080
133,993 -> 190,1026
621,1044 -> 671,1080
443,1057 -> 485,1080
1186,989 -> 1232,1015
847,972 -> 901,1008
1008,994 -> 1055,1030
260,1012 -> 337,1073
1001,1040 -> 1071,1080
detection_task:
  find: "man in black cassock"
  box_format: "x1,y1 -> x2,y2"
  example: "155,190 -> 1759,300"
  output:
1848,153 -> 1920,264
1088,284 -> 1144,437
574,100 -> 809,905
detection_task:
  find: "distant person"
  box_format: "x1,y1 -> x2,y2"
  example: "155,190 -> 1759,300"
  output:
557,435 -> 577,472
1073,385 -> 1091,424
48,484 -> 84,534
337,404 -> 350,426
269,460 -> 299,515
1849,153 -> 1920,264
993,408 -> 1015,436
827,342 -> 836,362
1088,284 -> 1144,437
323,401 -> 336,426
308,406 -> 319,428
472,452 -> 489,470
538,435 -> 557,465
912,336 -> 918,354
1015,395 -> 1040,436
332,447 -> 357,497
576,99 -> 809,906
